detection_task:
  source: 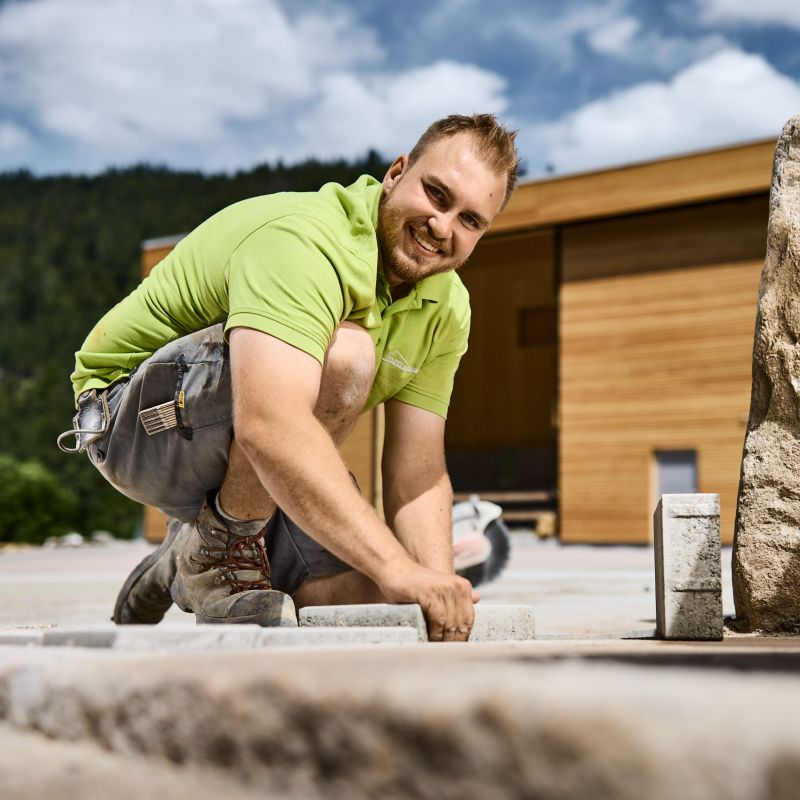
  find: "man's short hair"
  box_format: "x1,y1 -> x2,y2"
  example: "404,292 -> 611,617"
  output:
408,114 -> 520,209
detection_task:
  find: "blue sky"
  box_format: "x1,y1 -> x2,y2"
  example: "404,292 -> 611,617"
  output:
0,0 -> 798,178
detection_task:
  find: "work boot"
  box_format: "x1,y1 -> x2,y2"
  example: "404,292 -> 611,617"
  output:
170,493 -> 297,626
112,517 -> 189,624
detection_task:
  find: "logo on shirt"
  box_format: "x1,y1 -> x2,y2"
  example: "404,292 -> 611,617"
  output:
381,349 -> 419,374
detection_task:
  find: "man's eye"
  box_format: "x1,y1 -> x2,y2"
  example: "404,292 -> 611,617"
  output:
462,215 -> 478,229
427,184 -> 444,202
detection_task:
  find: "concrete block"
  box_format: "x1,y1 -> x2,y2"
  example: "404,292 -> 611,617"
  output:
115,626 -> 418,650
300,604 -> 428,641
38,624 -> 418,651
0,630 -> 44,646
300,603 -> 536,642
43,627 -> 117,648
472,604 -> 536,642
654,494 -> 723,640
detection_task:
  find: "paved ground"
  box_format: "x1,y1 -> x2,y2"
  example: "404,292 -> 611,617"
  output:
0,531 -> 735,636
3,533 -> 795,800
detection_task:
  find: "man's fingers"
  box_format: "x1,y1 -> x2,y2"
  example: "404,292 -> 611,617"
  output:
426,601 -> 448,642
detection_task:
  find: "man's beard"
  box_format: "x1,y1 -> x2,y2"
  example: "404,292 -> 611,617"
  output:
377,191 -> 463,285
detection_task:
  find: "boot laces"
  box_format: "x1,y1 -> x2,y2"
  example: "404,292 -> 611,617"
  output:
192,529 -> 272,595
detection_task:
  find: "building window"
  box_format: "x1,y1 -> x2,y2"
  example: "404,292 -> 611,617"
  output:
654,450 -> 698,496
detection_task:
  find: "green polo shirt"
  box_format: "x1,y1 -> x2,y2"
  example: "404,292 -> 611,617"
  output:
71,175 -> 470,418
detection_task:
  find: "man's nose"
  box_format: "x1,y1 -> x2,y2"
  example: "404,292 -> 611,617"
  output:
427,212 -> 454,241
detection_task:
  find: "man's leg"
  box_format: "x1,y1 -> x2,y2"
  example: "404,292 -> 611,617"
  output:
115,322 -> 385,622
215,321 -> 387,608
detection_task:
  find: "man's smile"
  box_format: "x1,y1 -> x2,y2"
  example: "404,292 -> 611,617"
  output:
408,223 -> 445,257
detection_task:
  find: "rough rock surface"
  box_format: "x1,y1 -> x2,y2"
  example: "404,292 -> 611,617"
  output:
4,645 -> 800,800
734,114 -> 800,632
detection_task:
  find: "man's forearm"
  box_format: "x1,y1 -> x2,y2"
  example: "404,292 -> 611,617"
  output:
383,470 -> 454,573
237,410 -> 413,583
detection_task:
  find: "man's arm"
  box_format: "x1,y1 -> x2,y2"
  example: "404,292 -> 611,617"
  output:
382,399 -> 458,575
229,327 -> 476,641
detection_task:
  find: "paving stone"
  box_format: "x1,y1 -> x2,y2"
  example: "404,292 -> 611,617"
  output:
471,604 -> 536,642
654,494 -> 723,640
114,625 -> 418,650
300,603 -> 536,642
0,630 -> 44,646
0,723 -> 266,800
38,623 -> 418,651
43,627 -> 117,648
300,603 -> 428,641
5,647 -> 800,800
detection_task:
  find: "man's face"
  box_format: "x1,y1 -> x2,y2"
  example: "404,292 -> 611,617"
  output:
377,132 -> 507,287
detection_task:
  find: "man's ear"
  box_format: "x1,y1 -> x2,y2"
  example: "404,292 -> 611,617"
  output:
382,154 -> 408,191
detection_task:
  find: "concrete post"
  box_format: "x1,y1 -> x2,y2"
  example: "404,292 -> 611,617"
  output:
654,494 -> 723,640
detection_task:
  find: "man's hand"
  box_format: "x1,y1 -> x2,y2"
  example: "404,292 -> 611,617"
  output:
378,560 -> 479,642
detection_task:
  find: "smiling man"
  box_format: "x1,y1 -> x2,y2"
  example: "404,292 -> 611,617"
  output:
59,114 -> 519,642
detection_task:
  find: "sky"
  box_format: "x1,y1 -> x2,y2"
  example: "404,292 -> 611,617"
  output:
0,0 -> 799,179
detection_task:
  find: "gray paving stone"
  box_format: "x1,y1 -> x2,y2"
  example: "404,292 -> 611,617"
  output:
0,630 -> 44,646
43,627 -> 117,648
300,603 -> 536,642
472,604 -> 536,641
654,494 -> 723,640
37,623 -> 418,651
300,603 -> 428,640
114,625 -> 418,650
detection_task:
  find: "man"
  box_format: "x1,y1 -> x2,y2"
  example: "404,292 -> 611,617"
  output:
59,114 -> 519,642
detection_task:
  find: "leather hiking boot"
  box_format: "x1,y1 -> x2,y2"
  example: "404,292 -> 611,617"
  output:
112,517 -> 189,624
170,495 -> 297,626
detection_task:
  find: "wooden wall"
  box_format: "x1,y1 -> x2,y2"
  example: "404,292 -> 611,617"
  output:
559,195 -> 768,543
447,229 -> 556,452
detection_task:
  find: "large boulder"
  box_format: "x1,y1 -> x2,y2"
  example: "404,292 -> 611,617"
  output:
733,114 -> 800,632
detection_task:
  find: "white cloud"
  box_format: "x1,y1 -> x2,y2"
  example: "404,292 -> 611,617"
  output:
587,16 -> 641,55
0,0 -> 382,165
0,0 -> 511,173
586,17 -> 729,71
696,0 -> 800,30
0,123 -> 30,152
529,48 -> 800,174
285,61 -> 509,163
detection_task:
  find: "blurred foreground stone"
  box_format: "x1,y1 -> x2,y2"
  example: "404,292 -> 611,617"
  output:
734,114 -> 800,632
3,643 -> 800,800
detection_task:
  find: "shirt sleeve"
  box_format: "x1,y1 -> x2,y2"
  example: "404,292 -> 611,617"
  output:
392,312 -> 471,419
225,219 -> 345,364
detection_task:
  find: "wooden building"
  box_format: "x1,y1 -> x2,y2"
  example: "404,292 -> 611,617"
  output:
141,136 -> 775,545
451,138 -> 775,544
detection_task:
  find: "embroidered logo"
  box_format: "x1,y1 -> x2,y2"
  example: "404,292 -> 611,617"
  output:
381,349 -> 419,374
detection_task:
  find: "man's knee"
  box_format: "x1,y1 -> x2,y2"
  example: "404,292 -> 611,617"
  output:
319,321 -> 375,411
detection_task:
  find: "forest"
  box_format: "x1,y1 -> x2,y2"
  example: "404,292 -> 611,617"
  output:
0,152 -> 389,542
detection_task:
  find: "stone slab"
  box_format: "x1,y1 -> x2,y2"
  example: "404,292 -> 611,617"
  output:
0,723 -> 265,800
0,630 -> 45,646
654,494 -> 723,640
37,624 -> 418,650
4,644 -> 800,799
300,603 -> 535,642
300,603 -> 428,641
471,604 -> 536,642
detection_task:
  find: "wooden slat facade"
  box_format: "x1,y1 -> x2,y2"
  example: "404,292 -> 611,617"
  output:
447,230 -> 556,452
558,197 -> 768,543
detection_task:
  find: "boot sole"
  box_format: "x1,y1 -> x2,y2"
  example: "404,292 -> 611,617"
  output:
112,523 -> 182,625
